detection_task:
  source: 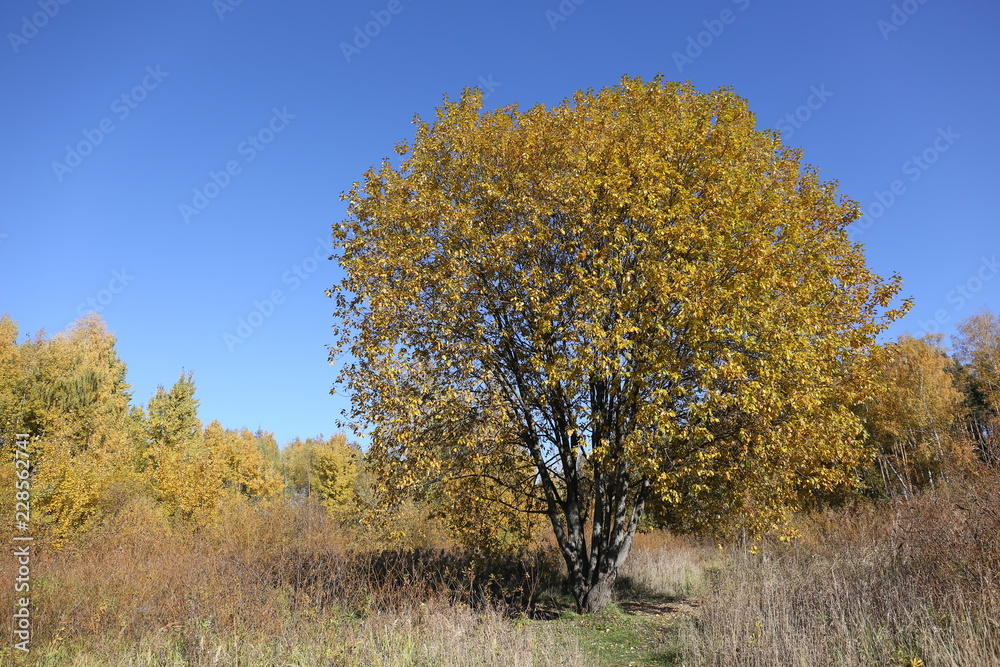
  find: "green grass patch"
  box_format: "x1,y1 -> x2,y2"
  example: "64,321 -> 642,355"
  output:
529,602 -> 687,666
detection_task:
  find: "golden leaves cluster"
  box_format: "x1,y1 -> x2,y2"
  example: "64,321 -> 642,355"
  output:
282,433 -> 360,513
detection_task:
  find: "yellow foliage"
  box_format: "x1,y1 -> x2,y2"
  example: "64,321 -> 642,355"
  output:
312,436 -> 358,512
204,421 -> 283,500
953,308 -> 1000,464
281,433 -> 360,513
0,315 -> 142,544
143,383 -> 281,524
145,444 -> 224,523
0,313 -> 287,541
862,334 -> 974,496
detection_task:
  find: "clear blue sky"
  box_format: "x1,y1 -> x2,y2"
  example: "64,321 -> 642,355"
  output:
2,0 -> 997,446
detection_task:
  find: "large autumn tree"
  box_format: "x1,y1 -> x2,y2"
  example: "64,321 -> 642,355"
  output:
329,76 -> 907,612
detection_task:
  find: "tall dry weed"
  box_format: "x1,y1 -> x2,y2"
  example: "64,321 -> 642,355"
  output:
681,472 -> 1000,666
618,530 -> 719,601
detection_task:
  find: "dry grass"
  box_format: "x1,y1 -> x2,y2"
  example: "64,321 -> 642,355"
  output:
6,475 -> 1000,665
679,472 -> 1000,666
28,601 -> 583,666
618,531 -> 719,602
0,495 -> 579,666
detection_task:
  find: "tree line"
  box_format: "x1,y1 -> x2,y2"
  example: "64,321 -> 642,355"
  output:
0,312 -> 359,545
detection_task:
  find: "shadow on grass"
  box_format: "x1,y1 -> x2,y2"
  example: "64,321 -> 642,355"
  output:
526,573 -> 698,622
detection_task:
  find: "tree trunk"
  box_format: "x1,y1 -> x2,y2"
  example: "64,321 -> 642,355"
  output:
521,409 -> 651,614
579,568 -> 616,613
551,474 -> 650,614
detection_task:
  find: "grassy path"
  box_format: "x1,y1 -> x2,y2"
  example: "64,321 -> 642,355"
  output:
527,594 -> 700,666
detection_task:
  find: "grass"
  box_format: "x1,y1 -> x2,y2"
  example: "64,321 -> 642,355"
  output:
529,603 -> 685,666
4,474 -> 1000,665
0,496 -> 586,666
27,604 -> 584,666
524,531 -> 720,666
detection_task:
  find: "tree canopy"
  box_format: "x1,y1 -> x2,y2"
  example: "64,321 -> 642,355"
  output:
331,75 -> 908,612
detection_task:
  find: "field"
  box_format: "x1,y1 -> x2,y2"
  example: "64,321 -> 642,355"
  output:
4,471 -> 999,666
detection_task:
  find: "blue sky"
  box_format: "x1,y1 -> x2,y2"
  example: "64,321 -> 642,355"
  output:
2,0 -> 997,446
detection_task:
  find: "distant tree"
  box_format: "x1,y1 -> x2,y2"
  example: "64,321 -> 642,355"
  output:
329,76 -> 907,612
860,334 -> 974,496
281,436 -> 322,495
952,308 -> 1000,464
0,315 -> 24,441
203,421 -> 283,500
281,433 -> 359,512
146,371 -> 201,451
2,315 -> 140,541
254,428 -> 281,470
312,435 -> 359,512
142,372 -> 222,521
